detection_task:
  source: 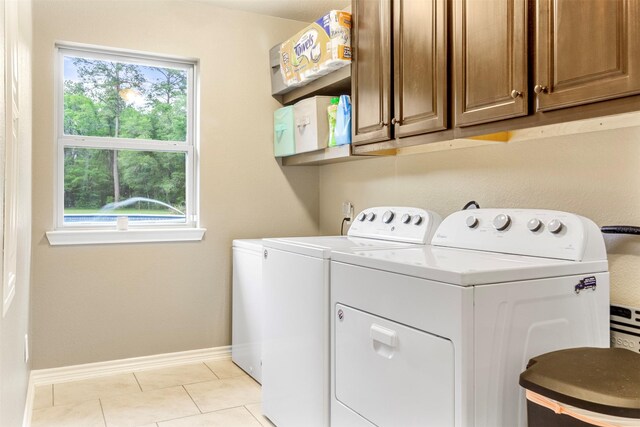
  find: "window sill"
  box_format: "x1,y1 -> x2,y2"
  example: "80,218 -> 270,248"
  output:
46,228 -> 206,246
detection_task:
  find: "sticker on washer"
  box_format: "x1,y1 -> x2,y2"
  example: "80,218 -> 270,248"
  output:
575,276 -> 597,294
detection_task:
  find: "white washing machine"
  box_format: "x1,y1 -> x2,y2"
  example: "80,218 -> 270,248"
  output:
330,209 -> 610,427
262,207 -> 442,427
231,239 -> 263,383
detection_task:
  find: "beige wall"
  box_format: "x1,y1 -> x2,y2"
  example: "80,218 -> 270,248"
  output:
319,125 -> 640,307
31,0 -> 318,369
1,0 -> 33,424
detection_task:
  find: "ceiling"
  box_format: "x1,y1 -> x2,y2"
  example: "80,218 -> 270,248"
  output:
198,0 -> 351,22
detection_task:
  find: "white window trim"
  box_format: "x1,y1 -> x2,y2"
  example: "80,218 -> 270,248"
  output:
51,43 -> 205,245
46,228 -> 206,246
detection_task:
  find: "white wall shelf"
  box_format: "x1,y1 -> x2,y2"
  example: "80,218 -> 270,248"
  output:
274,66 -> 351,106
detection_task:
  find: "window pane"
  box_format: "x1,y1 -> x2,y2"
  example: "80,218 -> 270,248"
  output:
63,55 -> 187,141
64,147 -> 187,225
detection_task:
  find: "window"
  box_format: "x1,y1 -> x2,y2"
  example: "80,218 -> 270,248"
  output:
48,45 -> 204,245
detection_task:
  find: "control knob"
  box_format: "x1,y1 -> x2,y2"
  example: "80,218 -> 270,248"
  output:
357,212 -> 366,222
527,218 -> 542,232
412,215 -> 423,225
493,214 -> 511,231
548,219 -> 564,234
382,210 -> 395,224
466,215 -> 479,228
401,213 -> 411,224
366,212 -> 376,222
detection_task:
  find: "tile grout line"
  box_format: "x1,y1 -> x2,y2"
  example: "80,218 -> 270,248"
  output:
181,384 -> 203,414
202,361 -> 221,380
174,376 -> 220,388
199,404 -> 249,416
132,371 -> 144,392
153,404 -> 247,425
244,404 -> 268,426
98,398 -> 107,427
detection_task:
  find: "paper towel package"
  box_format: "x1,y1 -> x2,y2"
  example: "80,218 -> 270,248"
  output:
280,10 -> 351,88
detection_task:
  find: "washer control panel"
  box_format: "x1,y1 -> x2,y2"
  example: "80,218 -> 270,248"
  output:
432,209 -> 606,262
348,207 -> 442,244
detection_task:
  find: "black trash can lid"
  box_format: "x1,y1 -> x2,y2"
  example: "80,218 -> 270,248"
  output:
519,347 -> 640,418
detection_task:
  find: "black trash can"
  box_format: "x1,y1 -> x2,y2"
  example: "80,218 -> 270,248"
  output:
519,347 -> 640,427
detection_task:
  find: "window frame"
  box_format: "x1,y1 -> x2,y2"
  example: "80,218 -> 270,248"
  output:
50,43 -> 204,244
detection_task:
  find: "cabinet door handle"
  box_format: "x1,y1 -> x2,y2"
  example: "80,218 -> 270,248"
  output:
391,117 -> 400,125
510,90 -> 522,99
534,85 -> 548,94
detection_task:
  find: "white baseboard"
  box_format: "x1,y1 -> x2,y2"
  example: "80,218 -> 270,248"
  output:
23,346 -> 231,426
30,346 -> 231,386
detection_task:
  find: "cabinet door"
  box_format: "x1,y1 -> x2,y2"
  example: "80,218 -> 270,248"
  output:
536,0 -> 640,111
394,0 -> 447,137
352,0 -> 392,145
454,0 -> 528,126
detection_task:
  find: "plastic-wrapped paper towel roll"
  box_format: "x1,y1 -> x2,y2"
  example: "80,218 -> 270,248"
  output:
280,10 -> 351,88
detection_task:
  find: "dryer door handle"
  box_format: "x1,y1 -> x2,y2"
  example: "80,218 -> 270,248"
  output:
370,324 -> 398,348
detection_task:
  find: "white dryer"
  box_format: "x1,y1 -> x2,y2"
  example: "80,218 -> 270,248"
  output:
330,209 -> 610,427
262,207 -> 442,427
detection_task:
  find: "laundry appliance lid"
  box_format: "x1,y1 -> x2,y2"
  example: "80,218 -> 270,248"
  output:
232,239 -> 263,251
262,235 -> 421,259
330,245 -> 608,286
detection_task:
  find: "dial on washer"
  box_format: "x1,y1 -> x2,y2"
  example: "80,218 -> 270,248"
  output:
527,218 -> 542,232
382,210 -> 395,224
548,219 -> 564,234
493,214 -> 511,231
401,213 -> 411,224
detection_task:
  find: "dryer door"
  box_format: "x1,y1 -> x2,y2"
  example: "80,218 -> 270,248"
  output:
334,304 -> 455,427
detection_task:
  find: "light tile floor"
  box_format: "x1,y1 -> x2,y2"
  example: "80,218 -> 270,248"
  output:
31,359 -> 274,427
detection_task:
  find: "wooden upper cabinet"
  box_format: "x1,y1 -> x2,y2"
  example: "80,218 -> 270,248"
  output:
352,0 -> 392,145
536,0 -> 640,111
454,0 -> 528,127
393,0 -> 448,138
